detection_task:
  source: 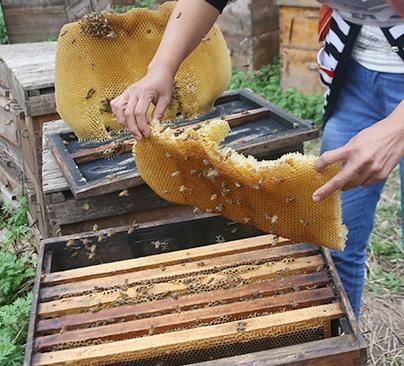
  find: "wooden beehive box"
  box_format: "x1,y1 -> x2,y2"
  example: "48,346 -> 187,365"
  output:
1,0 -> 111,43
25,215 -> 367,365
0,41 -> 59,234
42,89 -> 319,237
276,0 -> 323,95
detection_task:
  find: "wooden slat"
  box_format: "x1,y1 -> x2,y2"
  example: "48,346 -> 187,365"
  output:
41,234 -> 289,285
38,255 -> 324,318
40,243 -> 318,301
36,271 -> 330,335
35,287 -> 336,352
32,303 -> 342,366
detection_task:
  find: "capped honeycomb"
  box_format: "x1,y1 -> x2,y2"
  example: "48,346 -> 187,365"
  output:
133,120 -> 346,250
55,2 -> 231,141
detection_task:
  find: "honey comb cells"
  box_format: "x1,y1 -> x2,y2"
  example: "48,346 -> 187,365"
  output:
55,2 -> 231,141
133,120 -> 347,250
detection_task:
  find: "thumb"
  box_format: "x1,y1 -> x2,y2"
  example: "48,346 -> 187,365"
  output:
152,96 -> 171,121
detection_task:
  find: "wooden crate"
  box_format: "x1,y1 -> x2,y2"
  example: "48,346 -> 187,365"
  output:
42,90 -> 318,237
1,0 -> 111,44
277,0 -> 323,95
25,215 -> 367,365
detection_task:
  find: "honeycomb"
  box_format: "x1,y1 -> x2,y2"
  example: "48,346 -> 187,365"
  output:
133,120 -> 347,250
55,2 -> 231,141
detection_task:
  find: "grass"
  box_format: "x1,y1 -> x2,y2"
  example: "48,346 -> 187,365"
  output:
0,196 -> 35,365
0,5 -> 8,44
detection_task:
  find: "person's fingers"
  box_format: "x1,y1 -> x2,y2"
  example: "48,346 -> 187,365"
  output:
314,146 -> 350,172
124,94 -> 142,140
152,95 -> 171,121
312,164 -> 358,202
111,94 -> 128,128
134,94 -> 154,137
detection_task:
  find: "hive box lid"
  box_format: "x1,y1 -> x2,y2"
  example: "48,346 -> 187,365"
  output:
44,89 -> 319,199
0,42 -> 56,116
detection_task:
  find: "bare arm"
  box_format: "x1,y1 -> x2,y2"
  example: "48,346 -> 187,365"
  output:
111,0 -> 221,140
313,100 -> 404,202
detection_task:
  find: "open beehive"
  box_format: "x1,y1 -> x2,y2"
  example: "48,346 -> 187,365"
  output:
26,215 -> 366,366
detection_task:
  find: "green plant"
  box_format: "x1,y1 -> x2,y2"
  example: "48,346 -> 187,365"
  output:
0,294 -> 32,366
0,5 -> 8,44
0,195 -> 32,247
230,59 -> 324,127
113,0 -> 158,13
0,194 -> 36,364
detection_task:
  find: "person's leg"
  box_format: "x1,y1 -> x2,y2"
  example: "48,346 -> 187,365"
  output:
379,71 -> 404,249
321,59 -> 388,318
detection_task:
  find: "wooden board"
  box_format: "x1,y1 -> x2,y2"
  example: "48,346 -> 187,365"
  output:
280,47 -> 323,95
279,5 -> 320,50
278,4 -> 323,95
47,89 -> 319,199
25,215 -> 367,365
0,42 -> 57,116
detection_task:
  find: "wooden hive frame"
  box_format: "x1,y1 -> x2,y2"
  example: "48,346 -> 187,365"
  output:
25,215 -> 367,366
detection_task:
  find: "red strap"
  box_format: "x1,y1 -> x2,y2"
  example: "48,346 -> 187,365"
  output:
318,4 -> 333,42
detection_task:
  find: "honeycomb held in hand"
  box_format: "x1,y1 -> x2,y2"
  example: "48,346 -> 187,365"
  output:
133,120 -> 346,250
55,2 -> 231,141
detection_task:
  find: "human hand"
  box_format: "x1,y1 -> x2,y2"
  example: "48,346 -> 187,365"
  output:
313,103 -> 404,202
111,66 -> 174,140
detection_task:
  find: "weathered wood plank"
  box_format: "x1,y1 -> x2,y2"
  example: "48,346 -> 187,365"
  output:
0,42 -> 56,116
40,243 -> 318,301
41,234 -> 287,285
35,287 -> 336,352
32,303 -> 343,366
38,255 -> 324,318
190,334 -> 366,366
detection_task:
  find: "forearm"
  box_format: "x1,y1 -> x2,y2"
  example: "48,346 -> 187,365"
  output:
386,99 -> 404,157
148,0 -> 220,75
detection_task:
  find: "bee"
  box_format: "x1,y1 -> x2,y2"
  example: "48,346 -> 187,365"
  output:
148,325 -> 155,336
119,190 -> 129,197
179,185 -> 187,193
190,169 -> 198,175
90,244 -> 97,253
230,228 -> 238,234
83,203 -> 90,210
59,326 -> 67,334
66,239 -> 74,247
193,208 -> 200,215
210,194 -> 217,201
107,230 -> 113,237
176,12 -> 182,19
251,184 -> 260,190
237,321 -> 247,332
85,88 -> 96,99
88,252 -> 95,260
286,196 -> 295,204
92,224 -> 98,232
97,234 -> 104,242
165,152 -> 171,158
106,174 -> 116,181
127,226 -> 135,234
271,215 -> 278,224
300,219 -> 309,227
290,300 -> 299,308
206,169 -> 218,182
71,252 -> 78,257
242,217 -> 251,224
171,171 -> 180,177
215,235 -> 225,243
203,159 -> 210,166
